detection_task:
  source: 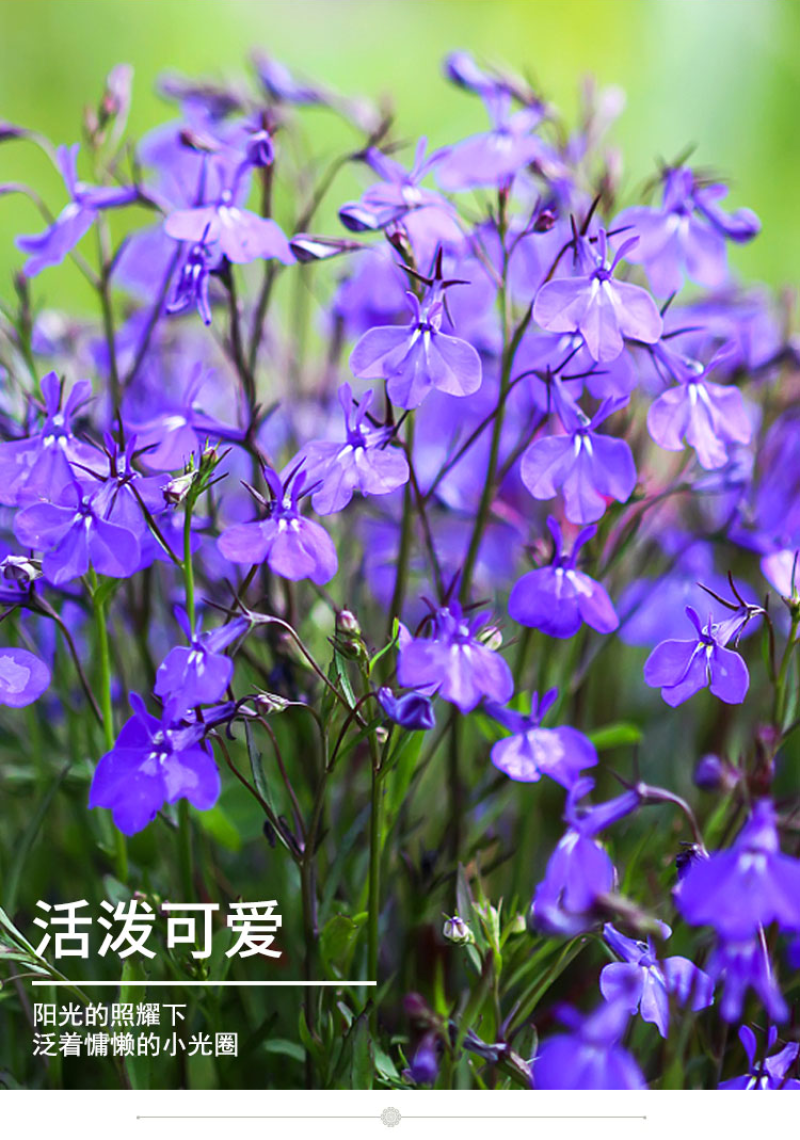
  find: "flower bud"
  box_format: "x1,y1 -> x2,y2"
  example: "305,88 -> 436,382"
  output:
163,472 -> 196,505
0,554 -> 42,584
478,625 -> 503,651
442,914 -> 473,944
254,692 -> 291,715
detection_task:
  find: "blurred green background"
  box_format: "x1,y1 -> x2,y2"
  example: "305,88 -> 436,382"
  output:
0,0 -> 797,291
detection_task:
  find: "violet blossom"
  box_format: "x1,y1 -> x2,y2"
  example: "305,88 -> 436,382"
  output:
508,516 -> 618,637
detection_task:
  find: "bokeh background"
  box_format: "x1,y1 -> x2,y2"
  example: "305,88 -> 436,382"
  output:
0,0 -> 798,298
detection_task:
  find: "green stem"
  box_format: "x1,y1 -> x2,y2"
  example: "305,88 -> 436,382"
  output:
365,668 -> 384,1032
459,231 -> 522,603
179,499 -> 196,895
773,612 -> 799,729
183,502 -> 196,629
91,570 -> 127,883
387,414 -> 416,637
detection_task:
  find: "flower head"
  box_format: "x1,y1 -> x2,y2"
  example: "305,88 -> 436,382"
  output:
486,686 -> 597,787
217,466 -> 338,584
88,693 -> 221,835
508,516 -> 618,637
291,384 -> 410,514
533,228 -> 662,364
396,602 -> 513,714
643,605 -> 750,707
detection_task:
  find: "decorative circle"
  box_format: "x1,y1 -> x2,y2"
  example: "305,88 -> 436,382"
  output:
381,1107 -> 401,1128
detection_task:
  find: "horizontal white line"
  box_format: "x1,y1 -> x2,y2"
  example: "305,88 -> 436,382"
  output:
32,980 -> 376,987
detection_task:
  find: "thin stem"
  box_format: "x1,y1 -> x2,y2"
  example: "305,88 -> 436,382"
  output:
179,497 -> 196,894
387,413 -> 416,636
90,570 -> 127,883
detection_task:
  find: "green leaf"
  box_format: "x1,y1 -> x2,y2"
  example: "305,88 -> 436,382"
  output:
3,767 -> 68,915
587,721 -> 643,750
263,1038 -> 305,1063
120,960 -> 150,1090
350,1014 -> 373,1089
244,720 -> 272,809
196,804 -> 242,852
320,912 -> 366,973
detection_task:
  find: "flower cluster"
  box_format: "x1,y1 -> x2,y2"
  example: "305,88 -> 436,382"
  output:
1,47 -> 799,1093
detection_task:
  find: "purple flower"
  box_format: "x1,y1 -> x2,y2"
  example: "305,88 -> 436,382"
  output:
435,90 -> 546,191
154,614 -> 247,709
167,235 -> 215,325
123,365 -> 245,472
761,548 -> 799,599
509,517 -> 618,638
350,287 -> 482,410
599,922 -> 713,1038
378,687 -> 436,731
16,144 -> 136,276
647,343 -> 752,470
408,1033 -> 439,1086
532,986 -> 647,1090
338,138 -> 461,252
614,167 -> 760,295
396,603 -> 513,714
0,647 -> 51,708
14,476 -> 141,586
217,466 -> 338,585
0,372 -> 99,507
88,693 -> 220,835
706,936 -> 789,1024
164,163 -> 294,266
291,384 -> 409,514
676,799 -> 800,941
533,229 -> 662,364
643,606 -> 750,707
520,385 -> 636,524
486,686 -> 597,788
531,778 -> 640,936
720,1026 -> 800,1090
87,435 -> 170,551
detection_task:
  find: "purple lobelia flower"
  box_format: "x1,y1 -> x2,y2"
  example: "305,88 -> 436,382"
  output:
533,229 -> 662,364
485,686 -> 597,787
164,160 -> 294,266
396,602 -> 513,714
719,1026 -> 800,1090
16,144 -> 137,276
520,384 -> 636,525
532,983 -> 647,1090
350,283 -> 482,410
338,138 -> 461,251
217,466 -> 338,584
508,517 -> 618,637
88,693 -> 220,835
531,777 -> 640,936
408,1033 -> 440,1086
14,475 -> 141,586
435,90 -> 547,191
123,364 -> 245,472
614,167 -> 760,296
87,435 -> 170,550
378,687 -> 436,731
643,605 -> 750,707
154,613 -> 247,709
647,343 -> 752,470
0,647 -> 51,708
599,922 -> 713,1038
0,372 -> 99,507
705,936 -> 789,1025
677,799 -> 800,941
167,232 -> 216,325
291,384 -> 409,514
